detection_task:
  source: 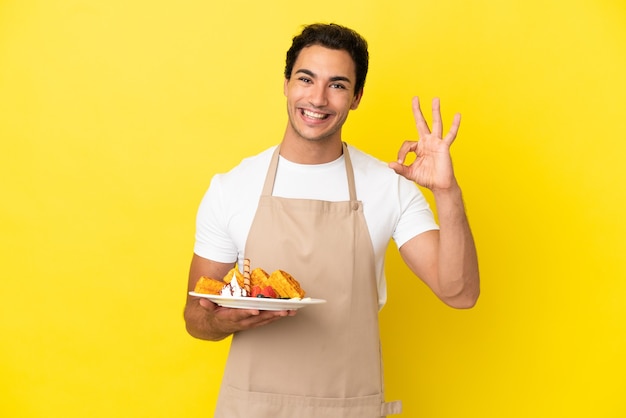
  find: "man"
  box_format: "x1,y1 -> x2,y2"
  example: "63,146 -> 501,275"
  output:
184,23 -> 479,417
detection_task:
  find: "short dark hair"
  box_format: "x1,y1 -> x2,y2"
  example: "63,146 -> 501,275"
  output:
284,23 -> 369,96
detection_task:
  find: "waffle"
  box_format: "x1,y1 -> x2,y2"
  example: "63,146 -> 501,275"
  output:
193,276 -> 225,295
267,269 -> 305,299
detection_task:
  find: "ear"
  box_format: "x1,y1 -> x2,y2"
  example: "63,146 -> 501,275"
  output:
350,89 -> 364,110
283,78 -> 289,97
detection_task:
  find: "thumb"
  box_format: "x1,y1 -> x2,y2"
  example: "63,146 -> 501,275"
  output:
388,161 -> 408,177
198,298 -> 216,310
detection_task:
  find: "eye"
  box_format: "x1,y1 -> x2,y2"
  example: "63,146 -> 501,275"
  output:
330,83 -> 347,89
298,77 -> 312,84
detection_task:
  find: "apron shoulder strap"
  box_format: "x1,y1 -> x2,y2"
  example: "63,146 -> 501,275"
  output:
261,146 -> 281,197
342,142 -> 357,202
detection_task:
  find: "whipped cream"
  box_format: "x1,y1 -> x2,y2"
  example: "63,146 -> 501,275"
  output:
220,271 -> 248,297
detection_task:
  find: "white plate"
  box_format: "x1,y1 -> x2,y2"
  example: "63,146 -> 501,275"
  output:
189,292 -> 327,311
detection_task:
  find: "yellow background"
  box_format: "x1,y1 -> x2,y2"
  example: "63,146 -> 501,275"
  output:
1,0 -> 625,417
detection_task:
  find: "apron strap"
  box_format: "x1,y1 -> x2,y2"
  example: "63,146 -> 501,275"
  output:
342,142 -> 357,202
261,146 -> 281,197
261,142 -> 357,202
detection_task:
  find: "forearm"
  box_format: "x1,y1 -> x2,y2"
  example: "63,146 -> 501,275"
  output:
184,299 -> 232,341
184,256 -> 234,341
432,183 -> 480,308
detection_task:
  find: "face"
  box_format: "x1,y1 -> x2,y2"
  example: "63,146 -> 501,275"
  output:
283,45 -> 363,144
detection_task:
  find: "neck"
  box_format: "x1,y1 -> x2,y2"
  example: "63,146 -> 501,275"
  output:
279,133 -> 343,164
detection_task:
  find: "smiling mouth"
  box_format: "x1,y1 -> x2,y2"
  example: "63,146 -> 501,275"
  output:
301,109 -> 329,120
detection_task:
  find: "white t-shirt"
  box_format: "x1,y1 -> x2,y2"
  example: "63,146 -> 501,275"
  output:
194,144 -> 439,308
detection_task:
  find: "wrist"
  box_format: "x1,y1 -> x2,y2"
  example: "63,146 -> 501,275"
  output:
431,180 -> 462,199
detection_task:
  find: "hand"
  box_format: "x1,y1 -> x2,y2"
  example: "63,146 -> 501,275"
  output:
198,298 -> 296,338
388,97 -> 461,191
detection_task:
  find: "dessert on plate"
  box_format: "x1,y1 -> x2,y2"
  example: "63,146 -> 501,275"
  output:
193,259 -> 305,300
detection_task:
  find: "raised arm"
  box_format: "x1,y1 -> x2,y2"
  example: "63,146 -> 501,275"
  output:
388,97 -> 479,308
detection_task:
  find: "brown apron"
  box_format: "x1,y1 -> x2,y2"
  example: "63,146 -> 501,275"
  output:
214,143 -> 402,417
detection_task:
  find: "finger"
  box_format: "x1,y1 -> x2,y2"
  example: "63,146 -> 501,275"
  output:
240,310 -> 290,328
412,97 -> 431,138
395,140 -> 418,164
198,297 -> 217,310
443,112 -> 461,145
234,308 -> 289,321
431,97 -> 443,138
213,307 -> 260,325
388,161 -> 410,178
228,308 -> 262,319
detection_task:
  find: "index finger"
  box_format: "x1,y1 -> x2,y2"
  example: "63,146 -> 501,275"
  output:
395,140 -> 418,164
443,112 -> 462,146
214,305 -> 261,318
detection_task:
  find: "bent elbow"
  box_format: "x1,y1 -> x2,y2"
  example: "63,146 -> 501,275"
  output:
447,292 -> 479,309
441,283 -> 480,309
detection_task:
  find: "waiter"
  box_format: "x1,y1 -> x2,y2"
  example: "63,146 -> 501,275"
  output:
184,23 -> 480,417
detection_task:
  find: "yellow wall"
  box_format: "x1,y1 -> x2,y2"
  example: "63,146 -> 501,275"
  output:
1,1 -> 625,417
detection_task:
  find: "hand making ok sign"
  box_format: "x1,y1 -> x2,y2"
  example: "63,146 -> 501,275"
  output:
388,97 -> 461,191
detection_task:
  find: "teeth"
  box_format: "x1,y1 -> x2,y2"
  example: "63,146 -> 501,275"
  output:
302,109 -> 327,119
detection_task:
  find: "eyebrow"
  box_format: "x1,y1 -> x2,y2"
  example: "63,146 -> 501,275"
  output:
295,69 -> 353,84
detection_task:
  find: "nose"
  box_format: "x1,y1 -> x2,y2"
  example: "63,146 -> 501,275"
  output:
308,84 -> 328,108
